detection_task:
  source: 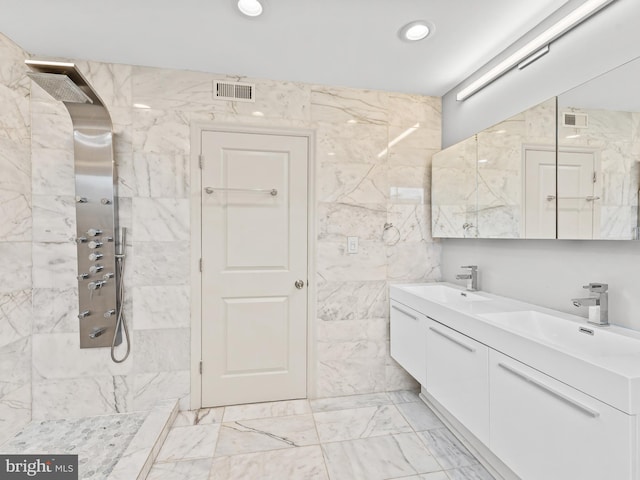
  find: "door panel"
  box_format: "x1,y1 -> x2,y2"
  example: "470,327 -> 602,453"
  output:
557,150 -> 596,239
524,149 -> 556,239
201,131 -> 308,407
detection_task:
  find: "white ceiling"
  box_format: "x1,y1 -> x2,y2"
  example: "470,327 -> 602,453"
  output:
1,0 -> 570,96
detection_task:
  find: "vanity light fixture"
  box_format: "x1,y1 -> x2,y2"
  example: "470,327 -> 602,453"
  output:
238,0 -> 263,17
518,45 -> 550,70
456,0 -> 617,101
399,21 -> 433,42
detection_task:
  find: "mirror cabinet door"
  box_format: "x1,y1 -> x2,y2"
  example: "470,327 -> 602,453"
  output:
432,135 -> 478,238
476,98 -> 557,238
557,56 -> 640,240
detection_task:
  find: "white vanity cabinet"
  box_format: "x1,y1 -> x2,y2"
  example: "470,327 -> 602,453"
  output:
490,350 -> 634,480
425,317 -> 490,444
390,283 -> 640,480
390,301 -> 427,386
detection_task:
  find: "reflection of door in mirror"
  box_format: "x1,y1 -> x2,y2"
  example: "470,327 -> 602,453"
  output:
557,150 -> 599,239
557,107 -> 637,240
557,55 -> 640,240
524,148 -> 556,239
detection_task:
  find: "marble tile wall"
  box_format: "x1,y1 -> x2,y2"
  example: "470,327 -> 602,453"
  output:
0,33 -> 32,444
15,44 -> 441,417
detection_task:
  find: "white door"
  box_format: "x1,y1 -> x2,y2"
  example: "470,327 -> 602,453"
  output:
200,130 -> 308,407
524,149 -> 556,238
557,150 -> 597,239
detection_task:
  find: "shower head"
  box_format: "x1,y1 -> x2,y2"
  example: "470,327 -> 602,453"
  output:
26,71 -> 93,104
25,59 -> 103,107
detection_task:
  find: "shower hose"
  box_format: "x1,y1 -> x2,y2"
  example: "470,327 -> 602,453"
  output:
111,246 -> 131,363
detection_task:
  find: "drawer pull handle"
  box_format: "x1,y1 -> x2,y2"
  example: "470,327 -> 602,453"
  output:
498,362 -> 600,418
391,305 -> 418,320
429,326 -> 475,352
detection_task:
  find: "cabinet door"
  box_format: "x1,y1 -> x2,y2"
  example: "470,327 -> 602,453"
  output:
425,318 -> 490,444
490,350 -> 634,480
390,301 -> 427,386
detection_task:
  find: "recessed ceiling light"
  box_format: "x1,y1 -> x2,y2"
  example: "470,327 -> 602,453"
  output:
252,111 -> 265,117
133,103 -> 151,109
238,0 -> 263,17
399,21 -> 433,42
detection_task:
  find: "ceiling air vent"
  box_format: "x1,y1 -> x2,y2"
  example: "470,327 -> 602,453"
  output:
562,112 -> 588,128
214,81 -> 255,102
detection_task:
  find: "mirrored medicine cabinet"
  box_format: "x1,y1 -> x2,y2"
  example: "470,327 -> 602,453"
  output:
432,55 -> 640,240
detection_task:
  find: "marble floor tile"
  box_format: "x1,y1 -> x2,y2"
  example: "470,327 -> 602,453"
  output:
215,414 -> 318,457
389,473 -> 449,480
387,389 -> 421,404
147,458 -> 213,480
396,401 -> 445,431
172,407 -> 224,427
321,433 -> 441,480
223,399 -> 310,422
155,424 -> 220,462
313,404 -> 411,442
445,464 -> 495,480
309,392 -> 392,412
209,445 -> 328,480
418,429 -> 478,470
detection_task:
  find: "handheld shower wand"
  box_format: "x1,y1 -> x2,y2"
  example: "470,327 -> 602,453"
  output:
111,227 -> 130,363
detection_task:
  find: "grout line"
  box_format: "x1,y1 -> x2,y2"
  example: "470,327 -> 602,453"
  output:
309,402 -> 333,480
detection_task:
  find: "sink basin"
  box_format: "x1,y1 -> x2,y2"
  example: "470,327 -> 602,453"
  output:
402,285 -> 490,303
479,310 -> 640,361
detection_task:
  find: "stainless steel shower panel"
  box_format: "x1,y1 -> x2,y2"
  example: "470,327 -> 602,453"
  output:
26,60 -> 121,349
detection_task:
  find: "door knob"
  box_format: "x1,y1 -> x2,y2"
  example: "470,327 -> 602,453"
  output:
295,280 -> 305,289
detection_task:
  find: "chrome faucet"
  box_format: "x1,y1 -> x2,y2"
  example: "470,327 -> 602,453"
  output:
456,265 -> 478,291
572,283 -> 608,326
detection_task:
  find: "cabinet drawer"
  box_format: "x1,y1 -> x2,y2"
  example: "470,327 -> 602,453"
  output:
490,350 -> 634,480
390,301 -> 427,386
426,318 -> 489,444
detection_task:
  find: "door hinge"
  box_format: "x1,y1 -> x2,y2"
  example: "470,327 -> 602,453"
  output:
199,361 -> 203,374
199,258 -> 202,272
199,155 -> 203,169
593,172 -> 597,183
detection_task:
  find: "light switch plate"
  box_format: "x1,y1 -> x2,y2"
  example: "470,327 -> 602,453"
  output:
347,236 -> 358,254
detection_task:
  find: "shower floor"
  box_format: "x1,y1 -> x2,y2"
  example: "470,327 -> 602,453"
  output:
1,399 -> 177,480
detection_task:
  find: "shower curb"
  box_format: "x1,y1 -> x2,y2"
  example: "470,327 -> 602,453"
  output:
108,399 -> 179,480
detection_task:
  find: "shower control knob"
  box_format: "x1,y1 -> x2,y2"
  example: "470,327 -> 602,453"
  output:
78,310 -> 90,319
88,240 -> 103,249
77,273 -> 89,280
89,252 -> 103,261
103,272 -> 114,280
76,196 -> 88,203
89,264 -> 104,274
88,280 -> 106,291
87,228 -> 102,237
104,309 -> 116,318
101,198 -> 112,205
